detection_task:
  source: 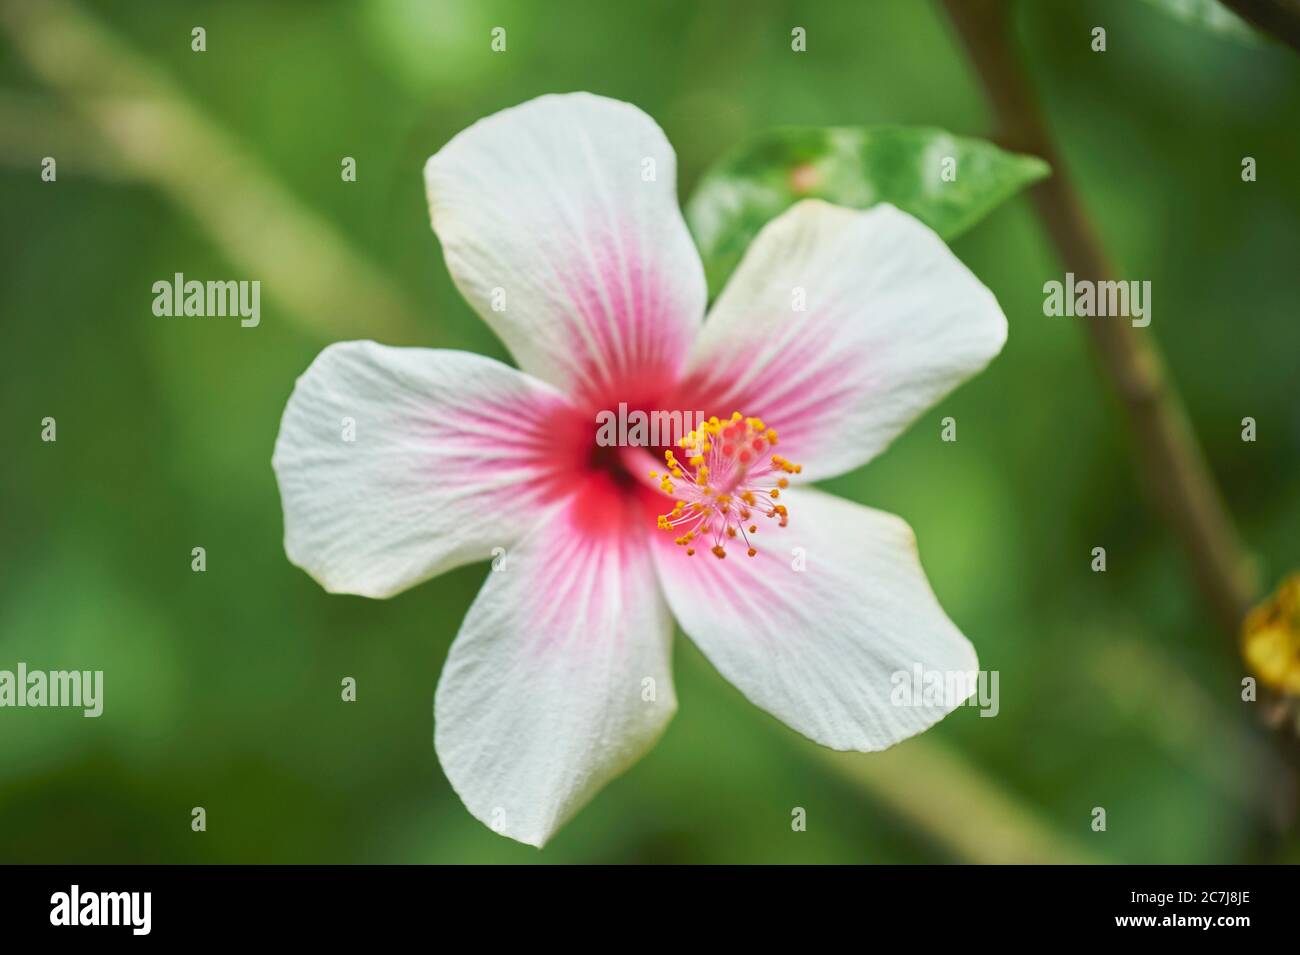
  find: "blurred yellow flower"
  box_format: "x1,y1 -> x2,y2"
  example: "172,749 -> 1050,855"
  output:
1242,573 -> 1300,695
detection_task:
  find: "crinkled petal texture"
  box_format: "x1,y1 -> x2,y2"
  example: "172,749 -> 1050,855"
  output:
424,92 -> 706,405
676,200 -> 1007,482
435,497 -> 676,847
652,487 -> 977,751
272,341 -> 570,599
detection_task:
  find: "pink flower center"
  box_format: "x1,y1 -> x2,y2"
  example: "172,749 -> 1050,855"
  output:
651,412 -> 801,559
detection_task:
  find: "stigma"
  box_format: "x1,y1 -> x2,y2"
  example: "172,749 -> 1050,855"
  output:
651,412 -> 800,559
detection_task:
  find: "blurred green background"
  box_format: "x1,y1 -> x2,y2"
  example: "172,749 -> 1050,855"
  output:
2,0 -> 1298,863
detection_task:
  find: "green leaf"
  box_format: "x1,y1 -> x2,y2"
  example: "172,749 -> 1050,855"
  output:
686,126 -> 1050,296
1137,0 -> 1262,46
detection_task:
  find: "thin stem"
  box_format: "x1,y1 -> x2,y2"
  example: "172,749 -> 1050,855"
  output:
811,738 -> 1104,863
0,91 -> 131,180
940,0 -> 1257,639
940,1 -> 1300,843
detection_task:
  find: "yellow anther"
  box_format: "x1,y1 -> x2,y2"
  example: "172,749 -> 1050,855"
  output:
653,408 -> 798,563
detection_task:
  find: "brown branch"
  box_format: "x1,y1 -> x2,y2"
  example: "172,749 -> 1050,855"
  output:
1219,0 -> 1300,52
940,0 -> 1257,640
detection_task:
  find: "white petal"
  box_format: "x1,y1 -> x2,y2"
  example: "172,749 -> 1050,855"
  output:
652,487 -> 978,751
272,341 -> 571,598
424,93 -> 706,403
678,200 -> 1007,481
435,499 -> 675,847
